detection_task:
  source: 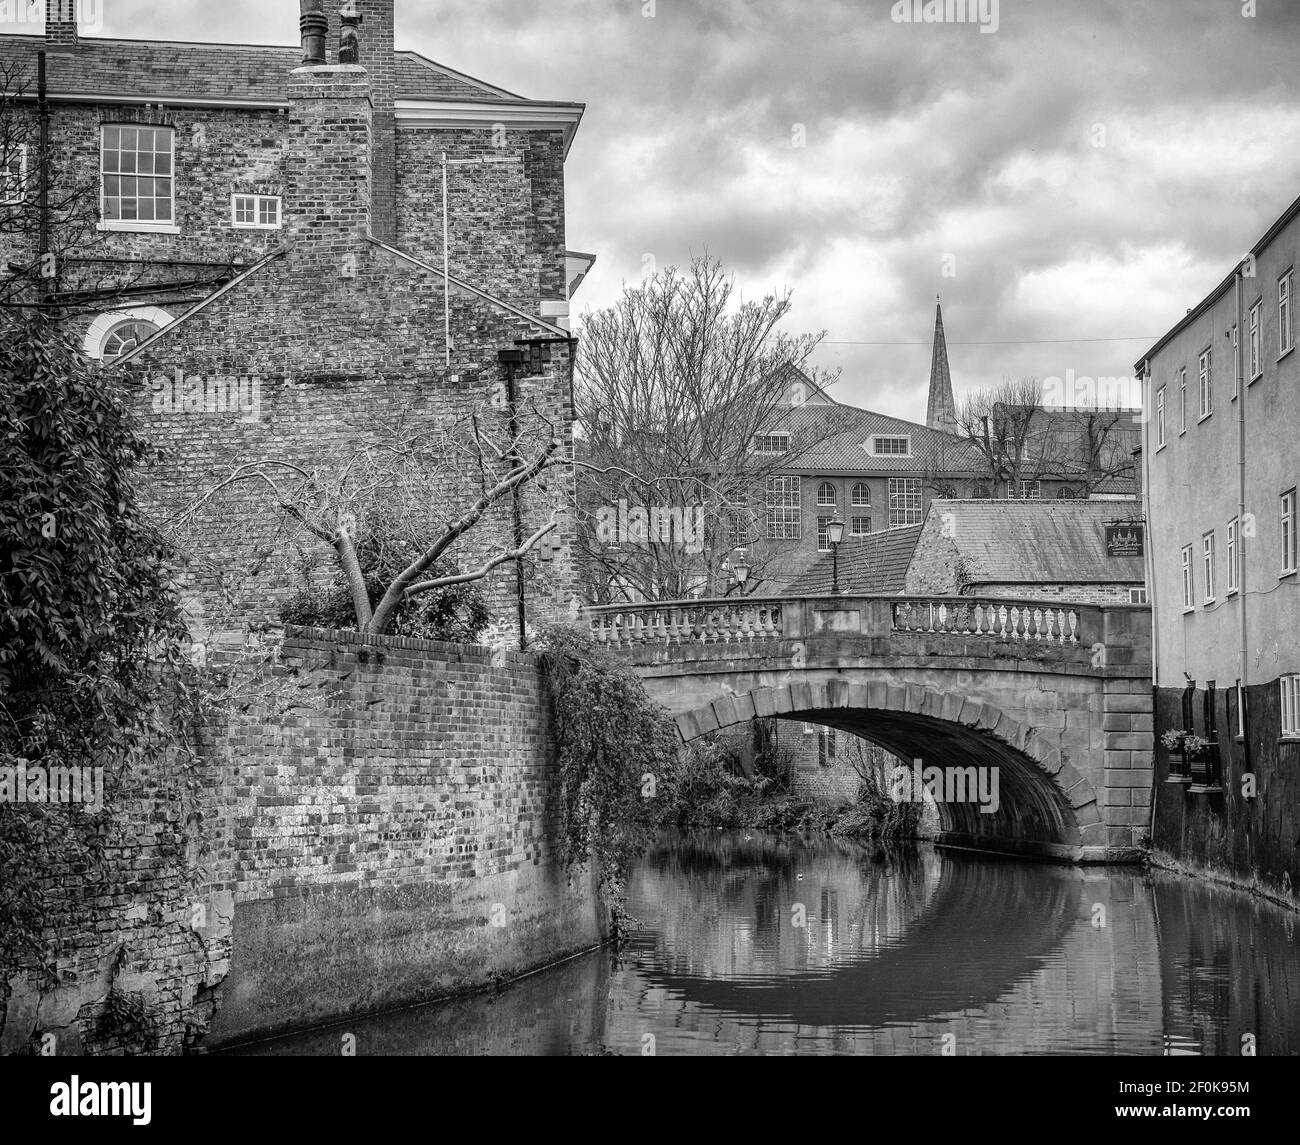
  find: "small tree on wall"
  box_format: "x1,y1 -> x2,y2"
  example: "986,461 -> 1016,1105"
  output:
168,402 -> 569,639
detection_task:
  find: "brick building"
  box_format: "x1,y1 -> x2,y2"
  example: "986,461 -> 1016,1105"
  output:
0,1 -> 589,646
1135,190 -> 1300,897
743,303 -> 1140,595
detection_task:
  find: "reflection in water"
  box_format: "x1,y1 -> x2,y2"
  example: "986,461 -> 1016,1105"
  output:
229,831 -> 1300,1056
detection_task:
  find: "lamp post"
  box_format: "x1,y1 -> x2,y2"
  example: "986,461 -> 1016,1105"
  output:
733,554 -> 751,595
827,519 -> 845,595
725,550 -> 751,597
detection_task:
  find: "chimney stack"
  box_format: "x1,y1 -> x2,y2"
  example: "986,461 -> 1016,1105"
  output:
45,0 -> 79,52
323,2 -> 396,242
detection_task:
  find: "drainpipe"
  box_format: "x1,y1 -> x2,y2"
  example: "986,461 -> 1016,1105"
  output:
1139,357 -> 1161,842
37,50 -> 50,309
1235,263 -> 1252,776
441,150 -> 451,368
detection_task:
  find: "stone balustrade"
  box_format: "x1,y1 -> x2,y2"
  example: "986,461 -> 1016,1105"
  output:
891,598 -> 1080,644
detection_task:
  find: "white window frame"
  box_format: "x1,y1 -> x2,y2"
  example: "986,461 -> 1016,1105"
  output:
1178,367 -> 1187,434
1279,270 -> 1294,357
1198,348 -> 1212,420
1202,531 -> 1215,603
1181,544 -> 1194,612
1282,675 -> 1300,739
1226,517 -> 1238,595
1128,587 -> 1148,605
1155,385 -> 1165,448
887,477 -> 922,528
1014,479 -> 1042,500
851,482 -> 871,507
754,434 -> 790,455
765,475 -> 801,539
231,192 -> 281,229
1283,489 -> 1298,575
868,435 -> 912,457
99,123 -> 178,234
850,516 -> 871,537
1,142 -> 26,205
82,305 -> 175,363
816,515 -> 834,552
816,481 -> 837,508
1249,301 -> 1262,381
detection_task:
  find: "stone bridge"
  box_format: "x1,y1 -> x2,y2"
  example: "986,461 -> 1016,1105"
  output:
588,595 -> 1154,863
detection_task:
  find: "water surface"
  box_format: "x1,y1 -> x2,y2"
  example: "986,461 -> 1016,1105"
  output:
230,830 -> 1300,1056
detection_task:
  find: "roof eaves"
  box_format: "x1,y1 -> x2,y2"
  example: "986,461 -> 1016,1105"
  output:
1136,191 -> 1300,371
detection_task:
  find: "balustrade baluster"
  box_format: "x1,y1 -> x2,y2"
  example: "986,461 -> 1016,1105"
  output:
1067,610 -> 1079,644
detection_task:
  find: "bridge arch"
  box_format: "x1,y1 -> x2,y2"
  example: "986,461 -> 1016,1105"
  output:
673,679 -> 1105,861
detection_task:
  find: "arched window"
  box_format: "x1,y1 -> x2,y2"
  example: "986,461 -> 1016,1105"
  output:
971,482 -> 992,499
851,482 -> 870,507
100,320 -> 158,363
83,305 -> 173,364
1056,485 -> 1079,500
817,482 -> 836,507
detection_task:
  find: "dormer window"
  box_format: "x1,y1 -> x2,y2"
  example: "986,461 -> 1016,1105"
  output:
100,125 -> 177,233
866,435 -> 911,457
232,193 -> 281,229
754,434 -> 789,454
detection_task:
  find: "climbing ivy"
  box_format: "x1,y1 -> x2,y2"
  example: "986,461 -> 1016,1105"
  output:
534,623 -> 679,940
0,316 -> 196,979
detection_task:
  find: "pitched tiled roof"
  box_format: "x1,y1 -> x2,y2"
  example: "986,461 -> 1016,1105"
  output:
782,524 -> 923,596
779,417 -> 985,474
0,35 -> 535,105
930,499 -> 1145,584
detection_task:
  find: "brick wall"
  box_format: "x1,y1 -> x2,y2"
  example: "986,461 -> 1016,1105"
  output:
0,627 -> 603,1054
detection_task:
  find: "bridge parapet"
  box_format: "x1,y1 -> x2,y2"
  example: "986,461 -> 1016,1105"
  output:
587,594 -> 1151,675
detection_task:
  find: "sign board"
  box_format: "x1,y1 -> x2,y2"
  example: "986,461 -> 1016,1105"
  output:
1105,524 -> 1145,558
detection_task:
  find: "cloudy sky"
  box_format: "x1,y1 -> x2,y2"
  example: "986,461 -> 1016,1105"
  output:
18,0 -> 1300,421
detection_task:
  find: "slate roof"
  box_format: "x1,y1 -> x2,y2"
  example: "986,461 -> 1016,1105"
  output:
0,35 -> 542,106
930,499 -> 1145,584
783,524 -> 923,596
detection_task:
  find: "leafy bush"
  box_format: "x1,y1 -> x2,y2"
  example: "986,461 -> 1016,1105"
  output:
280,515 -> 490,643
0,318 -> 193,976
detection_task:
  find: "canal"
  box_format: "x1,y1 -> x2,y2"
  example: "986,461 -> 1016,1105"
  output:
227,830 -> 1300,1056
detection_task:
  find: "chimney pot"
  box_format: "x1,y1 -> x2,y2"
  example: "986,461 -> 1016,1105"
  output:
300,1 -> 328,65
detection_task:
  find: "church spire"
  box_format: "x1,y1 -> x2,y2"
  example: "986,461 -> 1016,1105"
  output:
926,297 -> 957,434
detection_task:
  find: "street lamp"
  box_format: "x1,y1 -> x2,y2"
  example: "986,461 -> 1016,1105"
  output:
827,519 -> 845,595
725,550 -> 751,597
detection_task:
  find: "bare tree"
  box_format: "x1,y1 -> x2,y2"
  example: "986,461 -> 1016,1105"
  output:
574,256 -> 837,603
168,402 -> 567,638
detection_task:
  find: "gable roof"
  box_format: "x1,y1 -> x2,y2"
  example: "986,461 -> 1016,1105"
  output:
783,524 -> 923,596
779,416 -> 984,474
0,34 -> 549,108
925,499 -> 1144,584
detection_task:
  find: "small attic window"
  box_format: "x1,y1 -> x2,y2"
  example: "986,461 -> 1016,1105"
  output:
232,193 -> 281,229
867,435 -> 911,457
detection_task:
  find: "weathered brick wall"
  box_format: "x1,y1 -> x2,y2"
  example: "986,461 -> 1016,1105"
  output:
1,627 -> 603,1055
0,716 -> 214,1057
